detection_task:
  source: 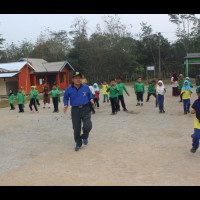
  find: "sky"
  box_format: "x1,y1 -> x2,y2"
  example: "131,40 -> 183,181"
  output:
0,14 -> 187,47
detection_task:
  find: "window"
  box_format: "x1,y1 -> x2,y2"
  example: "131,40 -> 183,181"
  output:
60,73 -> 64,83
36,76 -> 45,85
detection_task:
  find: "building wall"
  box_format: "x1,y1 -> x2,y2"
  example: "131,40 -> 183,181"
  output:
0,77 -> 18,95
18,65 -> 31,94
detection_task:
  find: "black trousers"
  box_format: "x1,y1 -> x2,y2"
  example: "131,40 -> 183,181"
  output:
29,98 -> 38,111
18,104 -> 24,112
136,92 -> 143,102
116,95 -> 126,110
52,97 -> 59,112
71,105 -> 92,146
94,98 -> 99,108
146,93 -> 158,105
10,103 -> 15,109
36,99 -> 40,105
110,97 -> 118,114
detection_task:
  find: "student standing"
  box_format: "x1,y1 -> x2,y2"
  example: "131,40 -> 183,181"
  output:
106,79 -> 119,115
8,89 -> 15,110
28,86 -> 38,113
63,71 -> 95,151
43,84 -> 50,109
146,80 -> 157,106
49,84 -> 60,113
101,81 -> 109,103
156,80 -> 166,113
190,87 -> 200,153
34,86 -> 40,106
16,88 -> 25,113
178,74 -> 184,102
115,77 -> 129,111
93,83 -> 100,109
181,80 -> 192,115
134,77 -> 145,106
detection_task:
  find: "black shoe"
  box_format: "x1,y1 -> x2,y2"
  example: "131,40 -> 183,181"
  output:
136,103 -> 140,106
111,112 -> 115,115
141,103 -> 143,106
159,110 -> 162,113
191,148 -> 197,153
162,110 -> 165,113
184,112 -> 187,115
123,108 -> 128,112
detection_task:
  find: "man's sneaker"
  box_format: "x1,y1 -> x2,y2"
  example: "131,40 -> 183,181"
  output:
136,103 -> 140,106
83,139 -> 88,145
190,148 -> 197,153
75,145 -> 81,151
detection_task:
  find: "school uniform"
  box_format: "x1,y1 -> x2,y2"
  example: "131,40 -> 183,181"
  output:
29,90 -> 38,111
191,98 -> 200,151
178,75 -> 184,102
17,92 -> 25,112
106,85 -> 119,114
146,83 -> 157,106
134,82 -> 145,103
93,83 -> 100,108
8,93 -> 15,110
156,81 -> 166,112
115,82 -> 129,111
102,84 -> 109,102
63,83 -> 93,147
49,89 -> 60,112
181,80 -> 192,114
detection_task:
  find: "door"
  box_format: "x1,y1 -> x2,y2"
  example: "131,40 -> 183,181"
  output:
47,75 -> 57,90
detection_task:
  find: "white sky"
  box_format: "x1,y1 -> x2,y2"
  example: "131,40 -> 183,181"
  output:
0,14 -> 193,47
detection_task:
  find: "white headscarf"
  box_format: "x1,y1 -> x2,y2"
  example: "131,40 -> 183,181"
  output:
156,80 -> 165,95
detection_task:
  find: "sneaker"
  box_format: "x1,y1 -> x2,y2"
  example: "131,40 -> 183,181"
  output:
184,112 -> 187,115
190,148 -> 197,153
141,103 -> 143,106
162,110 -> 165,113
123,108 -> 128,112
75,145 -> 81,151
83,139 -> 88,145
136,103 -> 140,106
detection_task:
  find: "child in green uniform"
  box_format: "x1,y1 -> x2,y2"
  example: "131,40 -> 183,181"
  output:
134,77 -> 145,106
106,79 -> 119,115
146,80 -> 157,106
101,81 -> 109,103
178,74 -> 184,102
8,89 -> 15,110
34,86 -> 40,106
49,84 -> 60,113
115,77 -> 129,111
16,88 -> 25,113
28,86 -> 38,113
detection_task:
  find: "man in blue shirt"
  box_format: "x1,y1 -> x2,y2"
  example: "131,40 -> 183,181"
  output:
63,71 -> 95,151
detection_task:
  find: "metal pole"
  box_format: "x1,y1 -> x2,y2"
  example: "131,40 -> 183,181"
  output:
158,32 -> 161,79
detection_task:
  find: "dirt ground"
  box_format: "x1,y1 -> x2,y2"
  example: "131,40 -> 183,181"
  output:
0,84 -> 200,186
